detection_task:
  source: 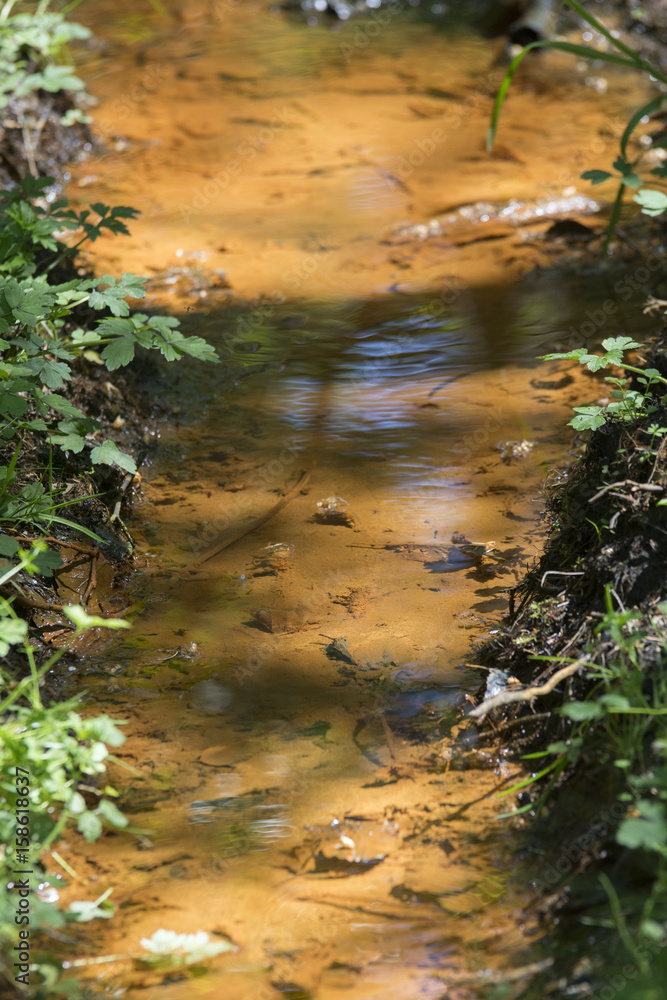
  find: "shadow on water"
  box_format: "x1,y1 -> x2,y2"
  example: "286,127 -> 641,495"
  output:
177,267 -> 656,403
57,271 -> 657,999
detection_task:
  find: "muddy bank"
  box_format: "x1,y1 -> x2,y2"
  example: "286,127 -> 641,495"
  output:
468,338 -> 667,997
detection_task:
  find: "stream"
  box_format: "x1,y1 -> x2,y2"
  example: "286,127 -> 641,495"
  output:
44,2 -> 660,997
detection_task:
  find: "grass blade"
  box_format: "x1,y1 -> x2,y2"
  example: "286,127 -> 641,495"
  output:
560,0 -> 667,81
602,182 -> 626,254
488,41 -> 640,151
620,94 -> 667,160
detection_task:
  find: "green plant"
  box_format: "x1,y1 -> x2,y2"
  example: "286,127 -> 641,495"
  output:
487,0 -> 667,250
497,739 -> 578,818
0,0 -> 90,112
1,175 -> 218,565
55,927 -> 236,988
511,589 -> 667,966
541,335 -> 667,431
0,552 -> 134,992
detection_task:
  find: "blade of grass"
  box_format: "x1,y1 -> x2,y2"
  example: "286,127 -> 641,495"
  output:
620,94 -> 667,160
560,0 -> 667,82
599,872 -> 647,968
603,182 -> 626,254
488,41 -> 640,151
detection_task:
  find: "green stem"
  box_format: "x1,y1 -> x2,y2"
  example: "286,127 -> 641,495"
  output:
621,364 -> 667,387
0,0 -> 18,22
560,0 -> 667,84
603,182 -> 626,254
25,640 -> 42,709
39,809 -> 71,854
41,234 -> 91,275
600,872 -> 647,970
0,632 -> 76,715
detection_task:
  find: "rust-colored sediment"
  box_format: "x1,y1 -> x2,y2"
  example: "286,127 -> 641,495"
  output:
43,3 -> 654,996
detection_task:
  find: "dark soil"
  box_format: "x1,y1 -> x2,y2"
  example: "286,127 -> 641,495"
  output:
468,339 -> 667,997
0,87 -> 96,190
474,342 -> 667,704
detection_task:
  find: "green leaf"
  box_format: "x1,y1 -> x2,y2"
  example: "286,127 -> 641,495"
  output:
634,189 -> 667,217
0,394 -> 28,417
68,897 -> 115,922
150,325 -> 219,363
69,791 -> 87,815
598,693 -> 632,711
87,716 -> 126,747
96,798 -> 129,828
601,335 -> 641,350
617,801 -> 667,851
89,274 -> 146,315
568,406 -> 606,432
581,170 -> 613,185
560,701 -> 604,721
19,176 -> 53,198
640,919 -> 666,942
619,172 -> 643,190
600,335 -> 642,363
2,279 -> 54,326
0,534 -> 19,557
20,64 -> 85,95
70,328 -> 102,347
63,605 -> 132,630
613,155 -> 634,176
49,425 -> 86,453
540,349 -> 588,361
39,360 -> 71,389
77,811 -> 103,842
89,440 -> 137,474
44,395 -> 90,421
29,547 -> 63,577
585,354 -> 615,373
0,607 -> 28,656
100,335 -> 136,370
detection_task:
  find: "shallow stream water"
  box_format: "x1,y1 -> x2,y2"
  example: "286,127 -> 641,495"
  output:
44,2 -> 661,997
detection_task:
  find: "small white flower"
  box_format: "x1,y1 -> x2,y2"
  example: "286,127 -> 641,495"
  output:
140,928 -> 233,962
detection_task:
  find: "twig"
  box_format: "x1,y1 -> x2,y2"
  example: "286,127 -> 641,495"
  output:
9,534 -> 98,556
540,569 -> 584,589
82,552 -> 99,606
589,479 -> 664,503
0,586 -> 64,612
187,470 -> 310,571
0,585 -> 129,619
109,472 -> 136,524
475,711 -> 551,741
643,296 -> 667,315
468,659 -> 588,721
